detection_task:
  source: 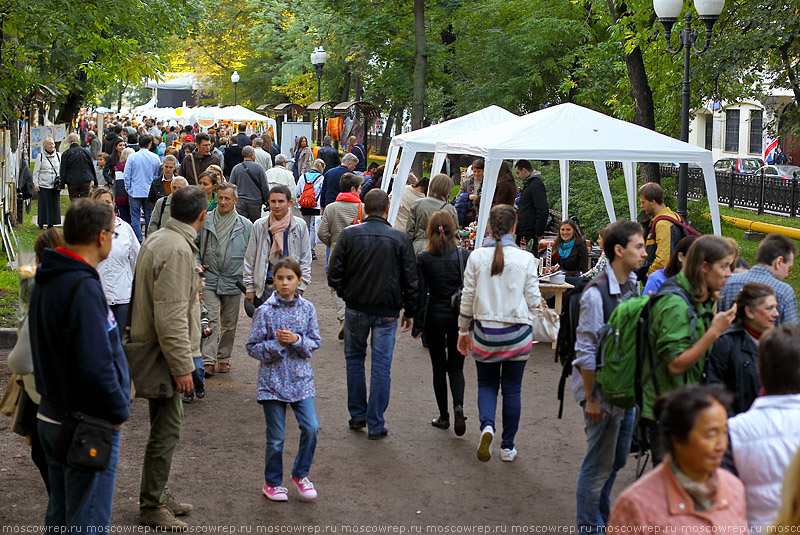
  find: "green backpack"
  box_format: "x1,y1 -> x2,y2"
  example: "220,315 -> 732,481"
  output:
595,278 -> 697,409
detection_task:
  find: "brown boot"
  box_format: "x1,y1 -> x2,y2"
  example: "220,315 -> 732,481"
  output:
140,505 -> 188,531
203,364 -> 216,377
166,493 -> 193,516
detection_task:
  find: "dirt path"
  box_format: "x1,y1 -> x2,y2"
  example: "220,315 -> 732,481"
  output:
0,249 -> 639,529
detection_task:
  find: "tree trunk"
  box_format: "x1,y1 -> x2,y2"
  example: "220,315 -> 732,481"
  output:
379,104 -> 401,156
609,0 -> 660,184
340,71 -> 351,102
354,73 -> 363,101
411,0 -> 426,177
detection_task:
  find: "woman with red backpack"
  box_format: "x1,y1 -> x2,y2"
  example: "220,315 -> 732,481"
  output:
296,159 -> 326,260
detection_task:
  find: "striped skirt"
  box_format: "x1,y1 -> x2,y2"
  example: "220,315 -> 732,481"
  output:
471,320 -> 532,362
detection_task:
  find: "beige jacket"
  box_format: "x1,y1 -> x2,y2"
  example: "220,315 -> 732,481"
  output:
243,215 -> 311,297
317,199 -> 362,254
407,196 -> 459,254
129,219 -> 200,380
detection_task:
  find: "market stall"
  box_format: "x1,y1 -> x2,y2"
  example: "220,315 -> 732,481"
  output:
431,103 -> 721,245
384,105 -> 518,224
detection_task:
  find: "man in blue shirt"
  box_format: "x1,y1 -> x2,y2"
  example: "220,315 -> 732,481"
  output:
124,134 -> 162,242
718,233 -> 797,325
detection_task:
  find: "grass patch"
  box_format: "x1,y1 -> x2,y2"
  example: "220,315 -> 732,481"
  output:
0,194 -> 70,327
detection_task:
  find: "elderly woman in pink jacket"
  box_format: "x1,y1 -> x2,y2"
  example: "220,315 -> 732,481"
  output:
608,384 -> 748,530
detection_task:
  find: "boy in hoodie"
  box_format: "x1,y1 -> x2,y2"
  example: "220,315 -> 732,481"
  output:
30,198 -> 131,531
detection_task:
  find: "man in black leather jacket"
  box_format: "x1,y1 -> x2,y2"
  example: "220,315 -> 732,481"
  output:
327,189 -> 418,440
61,132 -> 97,200
515,160 -> 549,256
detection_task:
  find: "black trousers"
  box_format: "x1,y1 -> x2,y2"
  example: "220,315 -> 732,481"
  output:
424,313 -> 465,417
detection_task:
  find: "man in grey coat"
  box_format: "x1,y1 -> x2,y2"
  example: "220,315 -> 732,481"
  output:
198,183 -> 253,376
230,146 -> 268,223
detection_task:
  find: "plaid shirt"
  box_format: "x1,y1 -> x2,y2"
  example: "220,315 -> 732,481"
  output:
718,265 -> 798,325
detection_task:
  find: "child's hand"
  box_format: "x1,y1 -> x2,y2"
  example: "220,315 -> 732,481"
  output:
276,329 -> 299,346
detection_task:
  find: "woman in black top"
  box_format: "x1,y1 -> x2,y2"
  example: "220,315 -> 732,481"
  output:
552,219 -> 589,277
414,210 -> 470,436
706,282 -> 779,415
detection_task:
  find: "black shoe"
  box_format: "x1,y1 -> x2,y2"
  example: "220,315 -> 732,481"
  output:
453,406 -> 467,437
182,392 -> 194,404
348,418 -> 366,430
195,382 -> 205,399
368,428 -> 389,440
431,416 -> 450,429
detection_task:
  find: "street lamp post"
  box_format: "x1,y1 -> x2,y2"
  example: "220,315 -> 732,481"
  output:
654,0 -> 725,219
310,46 -> 327,146
231,71 -> 240,106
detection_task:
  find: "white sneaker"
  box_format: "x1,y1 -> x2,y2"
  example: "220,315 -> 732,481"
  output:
477,426 -> 494,462
501,447 -> 517,462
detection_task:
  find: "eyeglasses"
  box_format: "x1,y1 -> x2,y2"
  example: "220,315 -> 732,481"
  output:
106,229 -> 119,240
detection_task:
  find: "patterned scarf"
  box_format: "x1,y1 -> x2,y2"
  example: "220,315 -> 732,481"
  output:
670,458 -> 720,512
268,212 -> 291,264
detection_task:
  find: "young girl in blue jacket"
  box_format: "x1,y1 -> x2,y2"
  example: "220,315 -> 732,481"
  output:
245,257 -> 322,502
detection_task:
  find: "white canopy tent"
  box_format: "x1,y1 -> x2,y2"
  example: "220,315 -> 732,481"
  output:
432,103 -> 721,245
383,105 -> 518,223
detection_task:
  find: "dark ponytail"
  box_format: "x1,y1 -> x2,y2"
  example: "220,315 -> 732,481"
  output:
489,205 -> 517,276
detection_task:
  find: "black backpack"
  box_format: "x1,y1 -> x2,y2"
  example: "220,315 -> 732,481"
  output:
554,277 -> 592,419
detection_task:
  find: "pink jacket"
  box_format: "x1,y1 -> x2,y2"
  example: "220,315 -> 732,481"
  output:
608,461 -> 748,530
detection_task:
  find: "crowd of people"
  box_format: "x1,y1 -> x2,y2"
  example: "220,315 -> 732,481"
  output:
7,120 -> 800,534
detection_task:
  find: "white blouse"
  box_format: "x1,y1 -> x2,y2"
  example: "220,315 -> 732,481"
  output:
97,217 -> 140,305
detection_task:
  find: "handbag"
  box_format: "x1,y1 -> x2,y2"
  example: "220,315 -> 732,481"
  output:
450,247 -> 466,311
43,152 -> 62,189
52,274 -> 114,471
532,305 -> 559,343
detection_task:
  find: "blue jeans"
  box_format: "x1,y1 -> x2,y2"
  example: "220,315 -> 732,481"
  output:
38,420 -> 121,530
576,405 -> 636,533
110,303 -> 128,339
192,356 -> 205,386
262,398 -> 319,487
474,360 -> 527,449
129,197 -> 152,242
344,308 -> 397,433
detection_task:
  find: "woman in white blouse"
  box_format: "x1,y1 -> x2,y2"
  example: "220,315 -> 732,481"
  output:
91,186 -> 140,335
32,138 -> 62,230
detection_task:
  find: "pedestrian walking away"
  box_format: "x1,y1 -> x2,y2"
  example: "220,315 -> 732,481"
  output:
124,135 -> 161,242
61,132 -> 97,200
413,210 -> 470,436
296,159 -> 326,261
327,189 -> 418,440
457,204 -> 541,463
125,186 -> 207,530
245,257 -> 322,502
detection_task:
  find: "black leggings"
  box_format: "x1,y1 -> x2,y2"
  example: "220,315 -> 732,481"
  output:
424,316 -> 465,417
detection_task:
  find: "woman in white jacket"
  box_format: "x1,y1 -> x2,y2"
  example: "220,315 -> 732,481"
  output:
457,204 -> 541,463
92,187 -> 140,335
32,138 -> 62,230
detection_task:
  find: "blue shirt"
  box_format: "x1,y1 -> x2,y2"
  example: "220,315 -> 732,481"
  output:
718,265 -> 798,325
124,149 -> 161,198
643,268 -> 668,295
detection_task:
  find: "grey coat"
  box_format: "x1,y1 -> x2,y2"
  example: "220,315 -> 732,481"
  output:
243,215 -> 311,297
406,196 -> 459,254
199,211 -> 253,295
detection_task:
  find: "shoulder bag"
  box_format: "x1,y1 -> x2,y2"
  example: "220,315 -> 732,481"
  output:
450,248 -> 466,311
243,162 -> 268,205
43,152 -> 62,190
52,274 -> 115,472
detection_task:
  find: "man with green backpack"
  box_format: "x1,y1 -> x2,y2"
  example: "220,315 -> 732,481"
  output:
572,220 -> 646,534
595,235 -> 738,467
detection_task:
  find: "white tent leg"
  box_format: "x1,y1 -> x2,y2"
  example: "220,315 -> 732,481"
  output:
560,160 -> 569,219
431,152 -> 447,176
381,145 -> 401,192
593,161 -> 617,224
623,162 -> 638,221
700,161 -> 722,235
387,150 -> 416,224
475,158 -> 504,246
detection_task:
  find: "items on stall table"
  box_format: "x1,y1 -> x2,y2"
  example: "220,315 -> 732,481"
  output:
457,221 -> 478,250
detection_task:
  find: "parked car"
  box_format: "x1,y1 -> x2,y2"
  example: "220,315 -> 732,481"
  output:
714,157 -> 765,174
755,165 -> 800,184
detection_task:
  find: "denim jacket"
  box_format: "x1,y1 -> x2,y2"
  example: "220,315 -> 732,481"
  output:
245,291 -> 321,402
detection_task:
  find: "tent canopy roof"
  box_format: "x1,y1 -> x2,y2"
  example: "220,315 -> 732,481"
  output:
147,72 -> 199,91
435,103 -> 713,164
391,105 -> 518,151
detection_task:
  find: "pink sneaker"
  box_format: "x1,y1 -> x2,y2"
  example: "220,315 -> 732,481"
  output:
262,484 -> 288,501
292,476 -> 318,499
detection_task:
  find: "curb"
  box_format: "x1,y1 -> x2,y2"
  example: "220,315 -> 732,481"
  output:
0,328 -> 18,349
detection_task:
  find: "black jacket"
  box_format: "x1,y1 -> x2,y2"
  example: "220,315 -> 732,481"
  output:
318,144 -> 341,173
516,171 -> 548,238
321,165 -> 349,207
236,132 -> 252,147
705,324 -> 760,416
328,216 -> 418,318
29,248 -> 131,425
60,143 -> 96,185
413,247 -> 470,336
223,146 -> 244,178
553,239 -> 590,277
148,175 -> 169,207
102,132 -> 121,154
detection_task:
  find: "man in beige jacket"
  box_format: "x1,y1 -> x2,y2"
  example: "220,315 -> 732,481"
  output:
317,172 -> 363,339
128,186 -> 207,530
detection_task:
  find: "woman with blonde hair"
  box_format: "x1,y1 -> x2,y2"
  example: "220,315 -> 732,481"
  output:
413,210 -> 471,435
406,173 -> 459,254
457,204 -> 541,462
393,175 -> 429,232
774,447 -> 800,529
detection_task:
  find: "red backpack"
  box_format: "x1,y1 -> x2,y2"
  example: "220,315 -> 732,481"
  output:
298,173 -> 319,209
649,214 -> 702,240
